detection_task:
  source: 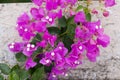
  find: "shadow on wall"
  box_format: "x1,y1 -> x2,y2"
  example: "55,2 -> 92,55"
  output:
0,0 -> 31,3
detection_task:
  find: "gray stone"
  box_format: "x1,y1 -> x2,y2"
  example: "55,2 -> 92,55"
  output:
0,1 -> 120,79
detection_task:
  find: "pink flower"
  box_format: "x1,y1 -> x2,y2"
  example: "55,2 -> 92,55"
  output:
71,41 -> 85,54
67,0 -> 77,5
97,34 -> 110,47
8,42 -> 24,53
57,9 -> 62,19
25,58 -> 37,70
54,42 -> 68,57
23,43 -> 36,57
34,22 -> 47,33
85,20 -> 101,33
74,11 -> 86,23
105,0 -> 116,7
17,13 -> 30,26
32,0 -> 43,6
16,25 -> 35,41
75,26 -> 92,42
65,56 -> 82,68
92,8 -> 98,14
30,7 -> 45,20
45,12 -> 57,25
103,10 -> 109,17
86,43 -> 100,62
70,10 -> 76,16
43,31 -> 57,47
40,54 -> 52,66
46,0 -> 59,11
37,40 -> 47,48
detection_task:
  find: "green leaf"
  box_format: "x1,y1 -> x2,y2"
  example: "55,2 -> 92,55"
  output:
44,63 -> 53,73
58,16 -> 67,28
0,75 -> 4,80
9,71 -> 19,80
18,69 -> 29,80
31,33 -> 42,44
28,64 -> 42,75
10,65 -> 20,73
47,27 -> 60,35
83,7 -> 91,21
67,24 -> 76,40
76,5 -> 83,12
32,47 -> 43,57
67,15 -> 75,25
86,13 -> 91,21
31,67 -> 45,80
83,7 -> 89,14
62,35 -> 74,52
0,63 -> 10,75
59,26 -> 67,35
15,52 -> 26,62
10,65 -> 29,80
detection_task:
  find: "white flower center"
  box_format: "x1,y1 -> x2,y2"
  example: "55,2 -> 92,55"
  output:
46,16 -> 49,19
49,18 -> 52,22
59,46 -> 62,49
27,44 -> 31,47
51,52 -> 55,56
27,48 -> 30,51
46,59 -> 50,63
24,28 -> 28,32
65,74 -> 68,76
74,60 -> 79,64
52,74 -> 56,78
20,26 -> 23,29
79,46 -> 82,50
10,45 -> 14,49
95,25 -> 99,29
31,44 -> 35,48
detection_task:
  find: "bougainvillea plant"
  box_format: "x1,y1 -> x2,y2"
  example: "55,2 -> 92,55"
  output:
0,0 -> 116,80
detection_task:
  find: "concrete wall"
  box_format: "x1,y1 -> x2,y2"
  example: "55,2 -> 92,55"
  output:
0,1 -> 120,79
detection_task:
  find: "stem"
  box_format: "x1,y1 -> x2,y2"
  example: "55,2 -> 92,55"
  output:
59,31 -> 68,37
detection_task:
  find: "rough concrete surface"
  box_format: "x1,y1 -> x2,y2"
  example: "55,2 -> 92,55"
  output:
0,1 -> 120,79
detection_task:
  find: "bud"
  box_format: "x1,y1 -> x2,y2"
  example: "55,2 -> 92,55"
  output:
103,10 -> 109,17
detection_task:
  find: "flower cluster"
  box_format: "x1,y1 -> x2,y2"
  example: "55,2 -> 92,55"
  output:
8,0 -> 115,80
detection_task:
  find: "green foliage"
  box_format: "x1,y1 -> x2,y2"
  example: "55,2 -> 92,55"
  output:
0,63 -> 10,75
62,34 -> 74,52
15,52 -> 26,62
76,5 -> 83,12
83,7 -> 91,21
67,15 -> 75,25
31,67 -> 45,80
32,47 -> 43,62
86,13 -> 91,21
10,65 -> 20,73
47,27 -> 60,35
31,33 -> 42,44
58,16 -> 76,51
9,71 -> 19,80
58,16 -> 67,28
9,65 -> 29,80
66,24 -> 76,40
0,75 -> 4,80
44,63 -> 53,73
